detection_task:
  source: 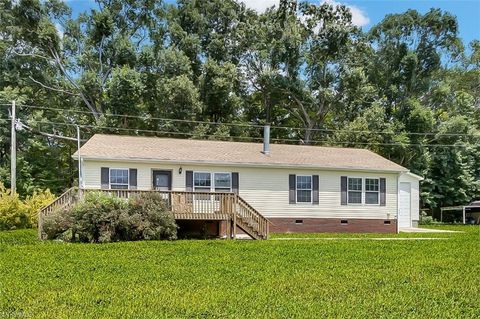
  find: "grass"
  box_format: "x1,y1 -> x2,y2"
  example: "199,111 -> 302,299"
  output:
0,226 -> 479,318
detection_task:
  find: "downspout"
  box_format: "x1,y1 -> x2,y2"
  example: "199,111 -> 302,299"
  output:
396,172 -> 401,234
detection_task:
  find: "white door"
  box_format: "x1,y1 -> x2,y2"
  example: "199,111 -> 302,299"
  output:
399,182 -> 411,228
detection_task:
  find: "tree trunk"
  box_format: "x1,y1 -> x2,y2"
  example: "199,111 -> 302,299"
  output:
303,127 -> 313,145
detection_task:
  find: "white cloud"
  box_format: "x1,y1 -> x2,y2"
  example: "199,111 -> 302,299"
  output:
321,0 -> 370,27
55,23 -> 64,39
238,0 -> 279,13
239,0 -> 369,28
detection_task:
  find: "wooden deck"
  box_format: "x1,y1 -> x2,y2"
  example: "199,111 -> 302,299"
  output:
38,188 -> 269,240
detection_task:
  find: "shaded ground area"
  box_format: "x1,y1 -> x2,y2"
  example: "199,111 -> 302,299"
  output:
0,225 -> 479,318
399,227 -> 462,233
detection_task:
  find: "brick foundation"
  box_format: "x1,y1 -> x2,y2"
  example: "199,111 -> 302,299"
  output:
177,218 -> 397,238
269,218 -> 397,233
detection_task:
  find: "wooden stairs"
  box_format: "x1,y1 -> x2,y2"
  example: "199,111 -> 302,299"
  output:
38,189 -> 269,240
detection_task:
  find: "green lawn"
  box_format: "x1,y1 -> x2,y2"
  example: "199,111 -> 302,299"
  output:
1,226 -> 479,319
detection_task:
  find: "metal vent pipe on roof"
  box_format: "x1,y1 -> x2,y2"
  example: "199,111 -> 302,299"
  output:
262,125 -> 270,155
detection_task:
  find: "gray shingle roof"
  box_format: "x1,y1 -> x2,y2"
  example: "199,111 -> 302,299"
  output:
74,134 -> 408,172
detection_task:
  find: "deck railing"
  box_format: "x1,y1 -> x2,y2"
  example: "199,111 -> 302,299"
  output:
85,189 -> 238,220
38,187 -> 78,239
38,188 -> 269,240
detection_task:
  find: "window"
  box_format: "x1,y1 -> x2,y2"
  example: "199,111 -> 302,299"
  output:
194,172 -> 211,192
347,177 -> 362,204
296,175 -> 312,203
214,173 -> 231,192
365,178 -> 379,204
110,169 -> 129,189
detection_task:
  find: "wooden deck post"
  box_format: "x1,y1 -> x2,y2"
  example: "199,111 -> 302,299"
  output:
232,194 -> 237,240
38,211 -> 43,240
225,218 -> 231,239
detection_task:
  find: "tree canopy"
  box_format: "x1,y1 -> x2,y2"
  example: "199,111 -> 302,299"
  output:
0,0 -> 479,211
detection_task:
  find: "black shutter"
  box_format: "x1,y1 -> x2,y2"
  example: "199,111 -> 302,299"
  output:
101,167 -> 109,189
312,175 -> 319,205
380,178 -> 386,206
341,176 -> 347,205
129,168 -> 137,190
289,174 -> 296,204
186,171 -> 193,191
232,172 -> 239,194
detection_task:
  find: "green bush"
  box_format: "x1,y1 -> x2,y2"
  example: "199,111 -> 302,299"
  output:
0,183 -> 55,230
71,192 -> 129,242
24,189 -> 56,226
0,185 -> 29,230
43,206 -> 75,241
45,192 -> 177,242
126,192 -> 178,240
419,211 -> 436,225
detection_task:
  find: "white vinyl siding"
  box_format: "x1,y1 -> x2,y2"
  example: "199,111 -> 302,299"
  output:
83,160 -> 400,220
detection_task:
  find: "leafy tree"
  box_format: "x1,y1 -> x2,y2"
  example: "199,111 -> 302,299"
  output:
0,0 -> 479,212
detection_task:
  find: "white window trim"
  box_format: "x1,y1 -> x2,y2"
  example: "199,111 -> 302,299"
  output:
213,172 -> 232,193
295,175 -> 313,204
193,171 -> 233,193
109,168 -> 129,190
346,176 -> 381,206
365,178 -> 380,206
347,177 -> 363,205
193,171 -> 212,192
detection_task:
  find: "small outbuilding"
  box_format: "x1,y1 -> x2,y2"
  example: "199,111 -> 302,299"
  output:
465,201 -> 480,224
440,201 -> 480,224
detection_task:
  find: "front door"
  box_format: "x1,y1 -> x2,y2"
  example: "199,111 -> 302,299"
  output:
153,170 -> 172,191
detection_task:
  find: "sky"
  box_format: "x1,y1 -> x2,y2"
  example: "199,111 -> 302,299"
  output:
66,0 -> 480,47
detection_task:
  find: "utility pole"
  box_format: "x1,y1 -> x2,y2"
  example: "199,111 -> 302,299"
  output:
10,100 -> 16,194
76,125 -> 82,198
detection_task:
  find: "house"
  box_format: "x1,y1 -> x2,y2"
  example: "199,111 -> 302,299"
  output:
69,131 -> 422,238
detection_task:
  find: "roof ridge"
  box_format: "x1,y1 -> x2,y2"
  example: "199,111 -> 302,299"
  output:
76,134 -> 408,172
89,133 -> 375,152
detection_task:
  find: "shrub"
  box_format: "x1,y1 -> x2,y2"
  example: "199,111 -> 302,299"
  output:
0,185 -> 29,230
126,192 -> 178,240
43,206 -> 75,241
45,192 -> 177,242
0,183 -> 56,230
24,189 -> 56,226
70,192 -> 129,243
419,211 -> 436,225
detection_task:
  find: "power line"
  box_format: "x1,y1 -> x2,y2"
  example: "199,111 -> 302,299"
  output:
13,118 -> 479,149
20,122 -> 86,142
5,103 -> 480,138
14,104 -> 261,128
